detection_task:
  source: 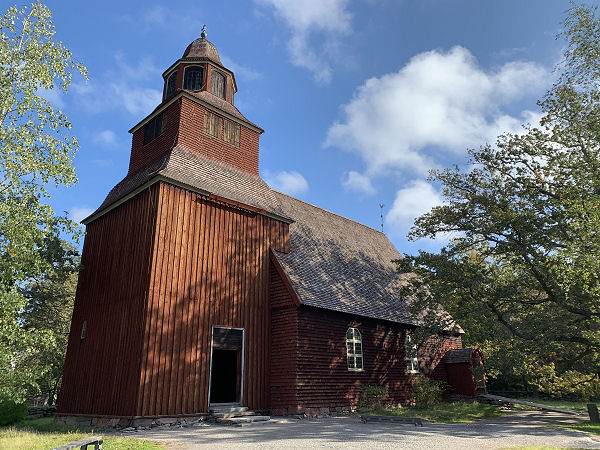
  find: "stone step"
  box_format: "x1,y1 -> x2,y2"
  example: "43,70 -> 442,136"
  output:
210,406 -> 248,414
216,415 -> 270,425
212,410 -> 256,419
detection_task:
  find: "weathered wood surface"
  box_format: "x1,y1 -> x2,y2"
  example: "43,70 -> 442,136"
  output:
360,415 -> 424,427
51,436 -> 103,450
480,394 -> 583,415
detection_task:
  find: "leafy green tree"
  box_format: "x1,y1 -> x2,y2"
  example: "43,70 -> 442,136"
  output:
399,3 -> 600,398
0,1 -> 86,403
19,238 -> 79,405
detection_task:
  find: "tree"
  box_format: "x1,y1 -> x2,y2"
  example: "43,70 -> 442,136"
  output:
399,3 -> 600,398
19,238 -> 79,405
0,1 -> 86,403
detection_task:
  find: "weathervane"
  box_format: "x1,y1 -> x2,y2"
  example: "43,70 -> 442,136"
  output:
201,25 -> 207,39
379,203 -> 385,232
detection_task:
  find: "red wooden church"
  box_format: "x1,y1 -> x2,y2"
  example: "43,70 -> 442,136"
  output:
58,33 -> 474,422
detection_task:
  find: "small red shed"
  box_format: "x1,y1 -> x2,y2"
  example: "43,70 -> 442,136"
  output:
444,347 -> 487,396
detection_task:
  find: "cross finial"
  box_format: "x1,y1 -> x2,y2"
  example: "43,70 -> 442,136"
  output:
201,25 -> 207,39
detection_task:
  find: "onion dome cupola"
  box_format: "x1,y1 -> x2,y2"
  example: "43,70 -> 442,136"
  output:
162,26 -> 237,104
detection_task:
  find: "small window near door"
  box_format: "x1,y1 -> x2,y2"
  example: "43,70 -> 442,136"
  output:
406,333 -> 419,373
346,327 -> 363,371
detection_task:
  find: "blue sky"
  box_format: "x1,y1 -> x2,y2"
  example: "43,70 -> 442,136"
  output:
34,0 -> 573,254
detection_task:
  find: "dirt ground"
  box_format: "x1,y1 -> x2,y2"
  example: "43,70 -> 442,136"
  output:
126,410 -> 600,449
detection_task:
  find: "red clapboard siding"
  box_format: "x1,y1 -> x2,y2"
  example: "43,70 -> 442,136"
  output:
294,307 -> 462,408
58,184 -> 160,416
269,262 -> 298,410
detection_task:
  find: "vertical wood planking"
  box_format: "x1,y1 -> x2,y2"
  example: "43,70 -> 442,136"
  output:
60,181 -> 289,417
58,185 -> 159,416
140,183 -> 287,414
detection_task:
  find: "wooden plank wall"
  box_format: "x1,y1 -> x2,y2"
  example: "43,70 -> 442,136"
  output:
58,184 -> 160,416
136,182 -> 289,416
269,262 -> 298,411
295,307 -> 462,408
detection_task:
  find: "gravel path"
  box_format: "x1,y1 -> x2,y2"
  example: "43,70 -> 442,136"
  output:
128,410 -> 600,449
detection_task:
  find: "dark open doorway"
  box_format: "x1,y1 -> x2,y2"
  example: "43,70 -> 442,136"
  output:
210,350 -> 240,403
209,327 -> 244,405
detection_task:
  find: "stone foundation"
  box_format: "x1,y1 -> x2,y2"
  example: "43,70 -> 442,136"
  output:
54,414 -> 209,430
270,406 -> 355,418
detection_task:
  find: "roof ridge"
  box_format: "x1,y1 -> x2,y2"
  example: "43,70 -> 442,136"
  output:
272,190 -> 385,234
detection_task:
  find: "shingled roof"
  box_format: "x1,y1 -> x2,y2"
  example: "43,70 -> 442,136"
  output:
85,145 -> 290,223
272,192 -> 421,326
88,148 -> 455,328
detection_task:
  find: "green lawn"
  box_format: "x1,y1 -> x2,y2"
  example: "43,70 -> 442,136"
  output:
515,398 -> 592,411
558,421 -> 600,436
360,401 -> 505,423
0,417 -> 164,450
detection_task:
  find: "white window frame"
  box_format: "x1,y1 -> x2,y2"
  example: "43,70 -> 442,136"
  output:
405,333 -> 419,374
346,327 -> 364,372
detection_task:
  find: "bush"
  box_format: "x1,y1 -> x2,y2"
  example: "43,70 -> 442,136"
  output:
359,385 -> 389,409
412,377 -> 446,404
0,400 -> 28,426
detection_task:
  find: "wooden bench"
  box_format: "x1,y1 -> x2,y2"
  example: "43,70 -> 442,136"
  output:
360,415 -> 424,427
51,436 -> 103,450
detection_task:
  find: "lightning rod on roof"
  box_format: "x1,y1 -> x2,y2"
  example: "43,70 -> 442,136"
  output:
379,203 -> 385,232
201,25 -> 207,39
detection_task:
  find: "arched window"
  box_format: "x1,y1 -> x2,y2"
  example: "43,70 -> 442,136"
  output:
210,70 -> 226,99
346,327 -> 363,371
405,333 -> 419,373
183,66 -> 204,91
165,71 -> 177,98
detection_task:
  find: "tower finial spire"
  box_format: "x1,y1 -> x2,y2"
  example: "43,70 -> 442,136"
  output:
201,25 -> 207,39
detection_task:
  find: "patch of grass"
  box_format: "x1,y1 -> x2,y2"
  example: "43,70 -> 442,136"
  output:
360,401 -> 505,423
0,417 -> 164,450
558,421 -> 600,436
501,447 -> 574,449
515,398 -> 591,411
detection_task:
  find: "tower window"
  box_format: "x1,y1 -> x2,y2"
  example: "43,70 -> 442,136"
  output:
81,320 -> 87,340
210,70 -> 226,99
183,66 -> 204,91
205,111 -> 222,139
144,112 -> 167,144
346,327 -> 363,371
165,71 -> 177,98
224,119 -> 240,147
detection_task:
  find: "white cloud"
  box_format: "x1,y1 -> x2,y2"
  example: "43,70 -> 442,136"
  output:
255,0 -> 352,83
123,5 -> 204,35
72,53 -> 162,117
342,171 -> 376,195
263,170 -> 309,195
38,88 -> 65,109
71,206 -> 94,223
221,55 -> 262,81
110,84 -> 162,116
91,159 -> 112,168
325,46 -> 548,175
94,130 -> 118,147
386,180 -> 442,238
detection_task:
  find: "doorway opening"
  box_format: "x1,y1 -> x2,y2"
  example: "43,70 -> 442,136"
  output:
209,327 -> 244,405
